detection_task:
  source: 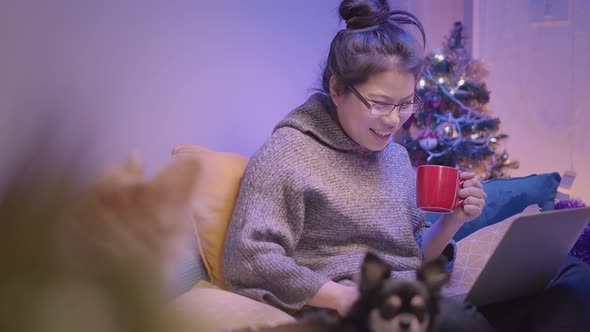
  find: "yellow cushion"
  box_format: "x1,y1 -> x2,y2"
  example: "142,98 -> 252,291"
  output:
172,144 -> 249,289
194,280 -> 219,289
170,286 -> 295,332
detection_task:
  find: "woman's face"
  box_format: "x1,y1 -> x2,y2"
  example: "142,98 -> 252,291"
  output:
330,69 -> 416,151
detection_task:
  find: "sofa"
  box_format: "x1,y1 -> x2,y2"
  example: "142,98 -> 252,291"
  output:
165,144 -> 580,332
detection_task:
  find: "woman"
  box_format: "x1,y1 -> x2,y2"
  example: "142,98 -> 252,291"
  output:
223,0 -> 590,331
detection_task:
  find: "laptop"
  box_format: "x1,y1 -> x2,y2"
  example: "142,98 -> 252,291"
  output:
443,207 -> 590,306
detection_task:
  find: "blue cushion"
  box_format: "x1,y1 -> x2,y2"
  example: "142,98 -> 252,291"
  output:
171,253 -> 210,297
426,172 -> 561,241
168,220 -> 210,298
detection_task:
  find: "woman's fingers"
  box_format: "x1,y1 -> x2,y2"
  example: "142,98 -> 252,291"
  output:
460,171 -> 477,180
462,177 -> 483,190
461,196 -> 485,209
462,202 -> 483,216
459,187 -> 487,200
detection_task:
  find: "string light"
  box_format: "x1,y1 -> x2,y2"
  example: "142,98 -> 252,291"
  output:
458,79 -> 465,86
419,79 -> 426,88
434,53 -> 445,61
438,77 -> 445,84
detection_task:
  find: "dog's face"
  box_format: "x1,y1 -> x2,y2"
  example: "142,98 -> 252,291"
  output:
368,280 -> 432,332
355,253 -> 449,332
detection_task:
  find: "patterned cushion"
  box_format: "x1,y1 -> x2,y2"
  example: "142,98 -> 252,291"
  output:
448,204 -> 541,289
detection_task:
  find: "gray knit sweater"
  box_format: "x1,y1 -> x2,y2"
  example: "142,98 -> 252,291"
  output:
223,93 -> 453,313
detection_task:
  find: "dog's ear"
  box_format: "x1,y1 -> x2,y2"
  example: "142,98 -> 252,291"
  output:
359,252 -> 392,293
416,256 -> 450,295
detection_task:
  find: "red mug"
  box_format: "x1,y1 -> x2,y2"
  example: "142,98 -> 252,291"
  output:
416,165 -> 465,213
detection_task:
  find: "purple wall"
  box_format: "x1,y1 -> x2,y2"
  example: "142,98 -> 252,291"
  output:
1,1 -> 341,177
2,1 -> 587,202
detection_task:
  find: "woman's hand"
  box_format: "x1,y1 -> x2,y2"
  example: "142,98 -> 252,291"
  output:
334,285 -> 360,317
422,171 -> 487,260
306,281 -> 359,317
445,172 -> 487,226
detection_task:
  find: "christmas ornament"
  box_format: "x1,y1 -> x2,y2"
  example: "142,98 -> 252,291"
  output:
418,113 -> 439,151
500,151 -> 509,163
418,131 -> 438,151
436,121 -> 458,138
428,95 -> 443,109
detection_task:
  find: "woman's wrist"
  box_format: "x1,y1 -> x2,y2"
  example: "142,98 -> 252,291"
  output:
438,213 -> 468,228
423,214 -> 464,261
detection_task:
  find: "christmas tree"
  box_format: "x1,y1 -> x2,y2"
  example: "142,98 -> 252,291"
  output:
402,22 -> 519,180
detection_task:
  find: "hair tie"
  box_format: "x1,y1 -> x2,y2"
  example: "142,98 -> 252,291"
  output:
346,8 -> 391,30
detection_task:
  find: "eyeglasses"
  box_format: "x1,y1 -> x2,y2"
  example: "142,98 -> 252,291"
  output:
348,86 -> 423,117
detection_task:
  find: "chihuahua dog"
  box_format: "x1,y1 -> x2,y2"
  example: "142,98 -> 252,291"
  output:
240,252 -> 450,332
343,252 -> 450,332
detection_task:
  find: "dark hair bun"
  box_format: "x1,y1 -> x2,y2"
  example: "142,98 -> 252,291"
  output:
339,0 -> 391,29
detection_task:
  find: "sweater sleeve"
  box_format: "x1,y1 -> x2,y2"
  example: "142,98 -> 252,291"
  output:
222,142 -> 330,312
